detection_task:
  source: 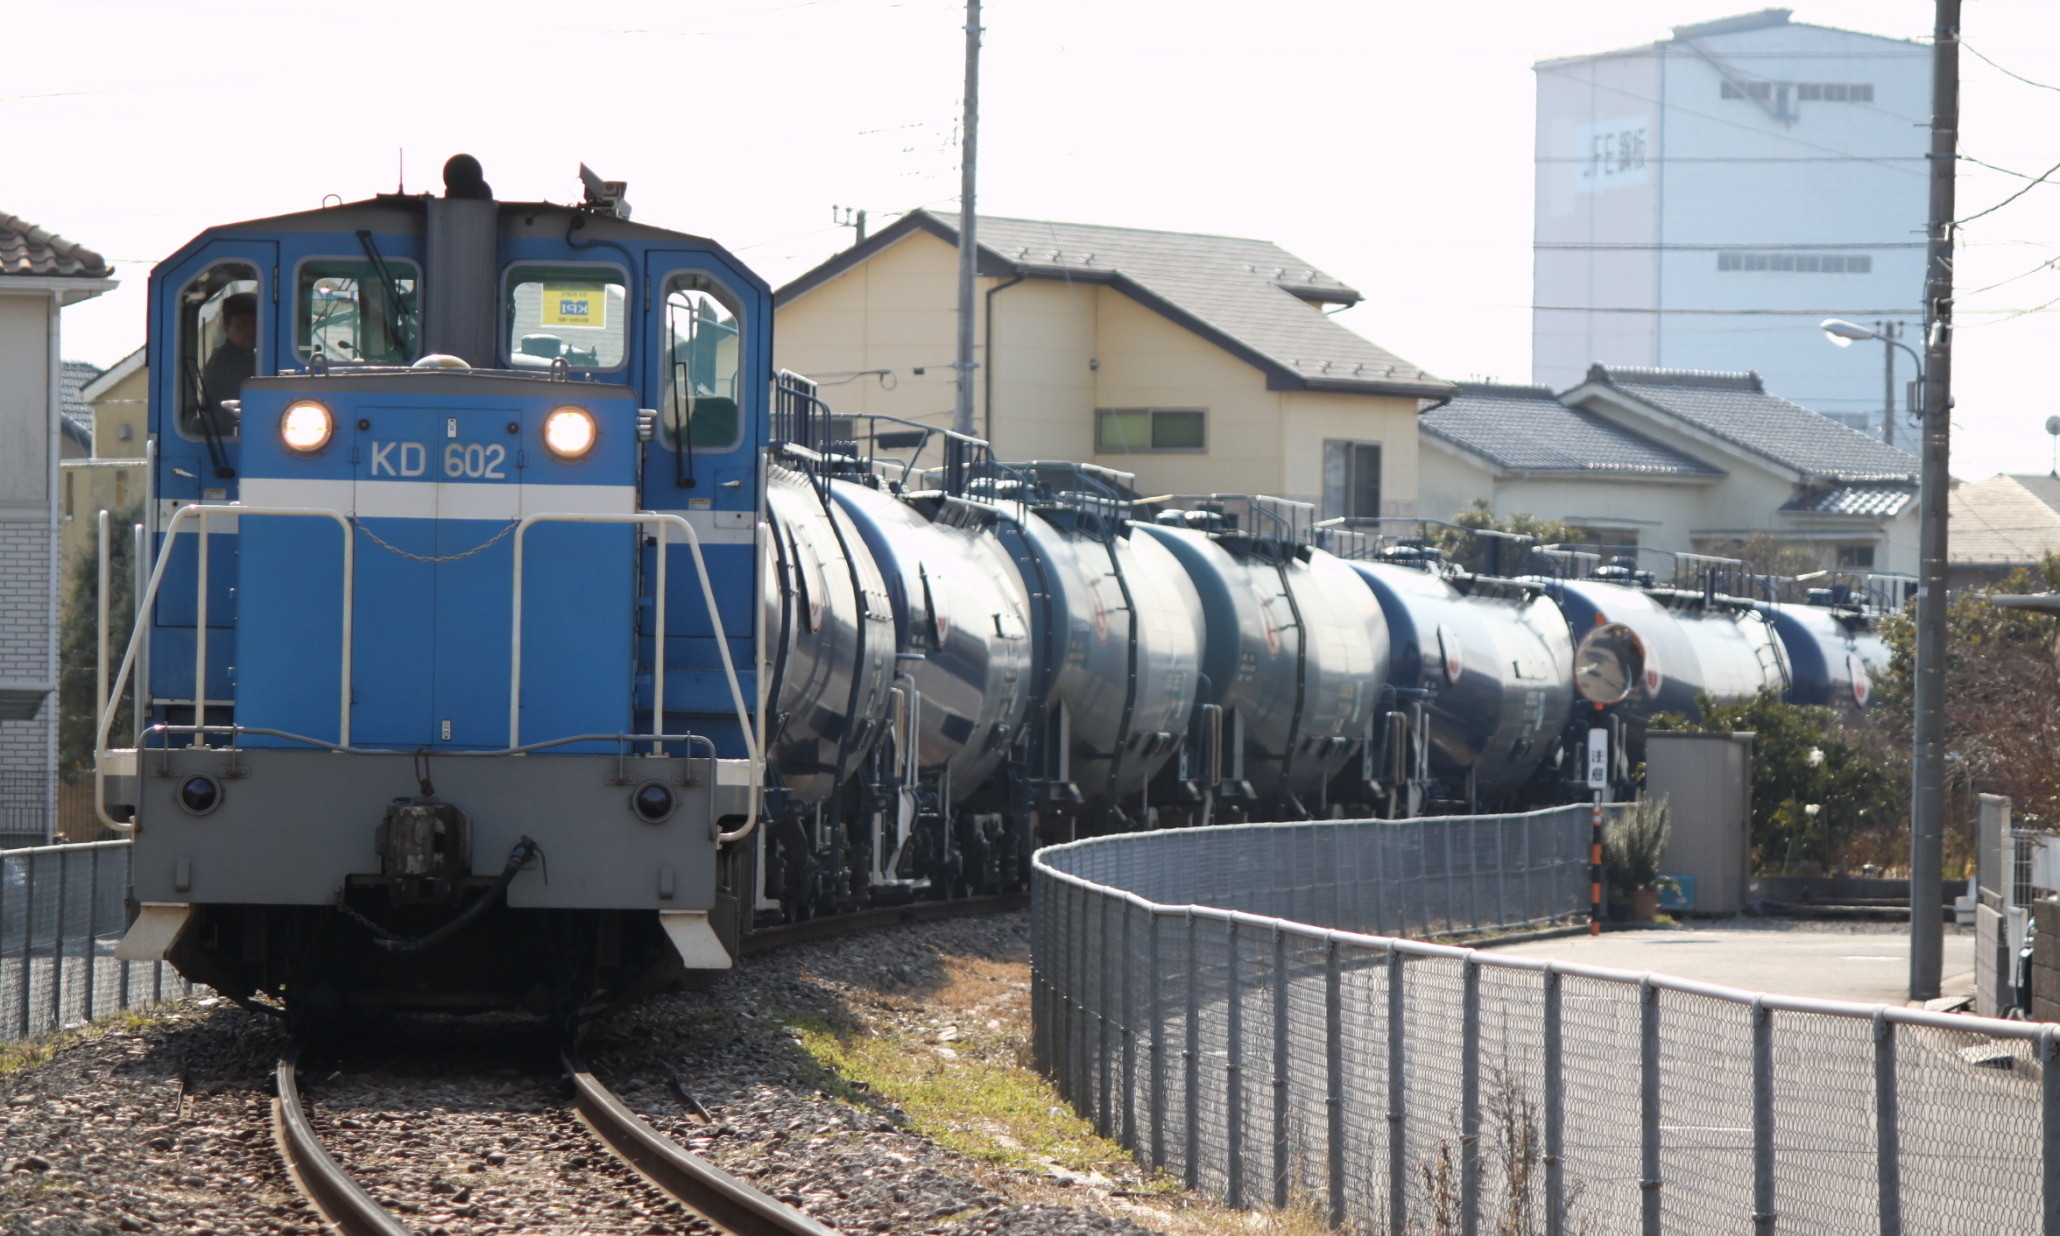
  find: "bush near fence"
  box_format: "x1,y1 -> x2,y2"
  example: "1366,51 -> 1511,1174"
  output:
1,841 -> 192,1045
1032,808 -> 2060,1236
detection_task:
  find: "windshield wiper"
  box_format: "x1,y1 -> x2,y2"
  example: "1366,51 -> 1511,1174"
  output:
355,229 -> 418,359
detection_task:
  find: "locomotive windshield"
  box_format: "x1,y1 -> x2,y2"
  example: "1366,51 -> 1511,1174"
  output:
661,273 -> 743,451
504,264 -> 628,372
296,259 -> 420,364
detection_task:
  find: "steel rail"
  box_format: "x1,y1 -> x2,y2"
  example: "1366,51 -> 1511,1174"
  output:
271,1054 -> 414,1236
741,891 -> 1029,954
561,1049 -> 835,1236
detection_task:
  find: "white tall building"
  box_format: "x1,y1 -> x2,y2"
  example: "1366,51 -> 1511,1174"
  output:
1533,9 -> 1929,442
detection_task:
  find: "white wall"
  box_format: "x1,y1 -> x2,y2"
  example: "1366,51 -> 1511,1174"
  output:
1534,20 -> 1929,433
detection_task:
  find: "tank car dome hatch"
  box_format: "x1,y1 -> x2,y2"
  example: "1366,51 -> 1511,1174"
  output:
412,354 -> 472,370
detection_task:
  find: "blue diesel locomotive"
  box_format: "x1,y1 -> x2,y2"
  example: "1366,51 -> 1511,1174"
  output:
97,159 -> 1895,1018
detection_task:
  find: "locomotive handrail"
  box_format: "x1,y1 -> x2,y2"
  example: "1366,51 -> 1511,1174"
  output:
95,503 -> 356,836
136,723 -> 723,759
507,511 -> 760,843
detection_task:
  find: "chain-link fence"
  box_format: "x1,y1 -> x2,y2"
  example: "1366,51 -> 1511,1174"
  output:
1033,808 -> 2060,1235
1,841 -> 192,1045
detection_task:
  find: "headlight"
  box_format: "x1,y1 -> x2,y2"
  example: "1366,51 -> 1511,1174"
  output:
279,400 -> 334,453
543,406 -> 598,458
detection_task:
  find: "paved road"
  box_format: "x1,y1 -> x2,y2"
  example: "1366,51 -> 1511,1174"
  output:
1486,920 -> 1979,1006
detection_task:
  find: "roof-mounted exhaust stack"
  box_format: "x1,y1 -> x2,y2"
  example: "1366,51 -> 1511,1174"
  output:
422,153 -> 499,365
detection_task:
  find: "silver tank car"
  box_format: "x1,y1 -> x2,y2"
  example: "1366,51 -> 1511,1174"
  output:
761,466 -> 898,803
829,482 -> 1034,802
1345,560 -> 1574,813
985,467 -> 1204,830
1550,578 -> 1790,723
1756,600 -> 1887,713
1135,498 -> 1382,818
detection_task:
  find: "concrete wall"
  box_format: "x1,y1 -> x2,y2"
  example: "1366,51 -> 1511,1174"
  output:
776,229 -> 1422,511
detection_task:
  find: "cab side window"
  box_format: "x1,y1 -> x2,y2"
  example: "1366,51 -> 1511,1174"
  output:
178,264 -> 260,442
661,274 -> 743,452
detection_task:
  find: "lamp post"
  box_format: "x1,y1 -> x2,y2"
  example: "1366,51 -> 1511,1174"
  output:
1821,319 -> 1915,446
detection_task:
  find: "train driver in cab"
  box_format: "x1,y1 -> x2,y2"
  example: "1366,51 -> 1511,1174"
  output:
199,291 -> 257,433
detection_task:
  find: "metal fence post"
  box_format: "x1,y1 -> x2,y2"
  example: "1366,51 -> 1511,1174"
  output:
1752,998 -> 1774,1231
1545,965 -> 1564,1236
1873,1010 -> 1901,1236
19,854 -> 36,1039
1326,935 -> 1345,1228
1184,910 -> 1199,1191
82,846 -> 99,1023
1098,889 -> 1114,1136
1121,896 -> 1137,1152
1150,909 -> 1166,1172
2043,1025 -> 2059,1236
1640,977 -> 1661,1236
1226,917 -> 1244,1207
1388,946 -> 1407,1236
51,848 -> 68,1029
1272,922 -> 1290,1209
1462,954 -> 1481,1236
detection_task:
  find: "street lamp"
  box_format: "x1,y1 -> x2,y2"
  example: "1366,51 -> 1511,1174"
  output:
1821,319 -> 1920,447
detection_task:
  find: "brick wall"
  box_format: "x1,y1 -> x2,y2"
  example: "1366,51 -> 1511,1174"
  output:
0,519 -> 56,840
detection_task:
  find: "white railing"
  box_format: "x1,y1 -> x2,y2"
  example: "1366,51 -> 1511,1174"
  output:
95,502 -> 763,844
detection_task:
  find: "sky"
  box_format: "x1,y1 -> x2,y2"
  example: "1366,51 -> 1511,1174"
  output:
9,0 -> 2060,481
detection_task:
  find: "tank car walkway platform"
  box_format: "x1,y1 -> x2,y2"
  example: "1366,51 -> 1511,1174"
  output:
1485,920 -> 1978,1008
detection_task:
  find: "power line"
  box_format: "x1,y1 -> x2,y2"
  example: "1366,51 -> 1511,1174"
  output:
1535,241 -> 1921,251
1961,39 -> 2060,94
1957,155 -> 2060,225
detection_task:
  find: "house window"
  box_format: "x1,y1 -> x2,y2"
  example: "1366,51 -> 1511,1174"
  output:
1095,408 -> 1207,453
1323,441 -> 1382,521
1572,526 -> 1638,550
1836,544 -> 1876,569
1722,81 -> 1873,103
1717,252 -> 1872,274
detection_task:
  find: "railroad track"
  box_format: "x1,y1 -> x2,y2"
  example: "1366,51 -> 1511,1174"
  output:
742,890 -> 1028,953
271,1048 -> 834,1236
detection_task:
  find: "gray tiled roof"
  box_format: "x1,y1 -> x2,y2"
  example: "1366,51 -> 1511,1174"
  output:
780,211 -> 1453,400
59,361 -> 101,450
1780,483 -> 1914,517
1951,475 -> 2060,564
1578,365 -> 1921,483
0,212 -> 110,278
1421,382 -> 1721,477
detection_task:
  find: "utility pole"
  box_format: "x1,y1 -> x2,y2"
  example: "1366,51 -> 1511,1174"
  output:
1910,0 -> 1959,1002
952,0 -> 981,442
1876,320 -> 1900,448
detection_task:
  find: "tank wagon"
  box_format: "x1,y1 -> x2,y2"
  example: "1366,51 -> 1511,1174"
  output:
93,158 -> 1901,1018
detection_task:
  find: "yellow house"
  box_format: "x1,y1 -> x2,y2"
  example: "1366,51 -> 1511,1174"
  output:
59,346 -> 148,579
774,212 -> 1452,518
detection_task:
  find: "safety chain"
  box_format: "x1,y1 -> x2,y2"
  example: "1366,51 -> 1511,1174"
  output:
350,516 -> 520,563
334,898 -> 406,943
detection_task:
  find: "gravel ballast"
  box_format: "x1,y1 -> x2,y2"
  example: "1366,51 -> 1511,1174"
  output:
0,911 -> 1199,1236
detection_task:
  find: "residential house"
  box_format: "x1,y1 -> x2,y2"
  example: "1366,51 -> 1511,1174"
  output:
59,346 -> 148,578
1422,365 -> 1921,576
773,212 -> 1453,519
1419,381 -> 1723,551
0,211 -> 114,844
1949,474 -> 2060,588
